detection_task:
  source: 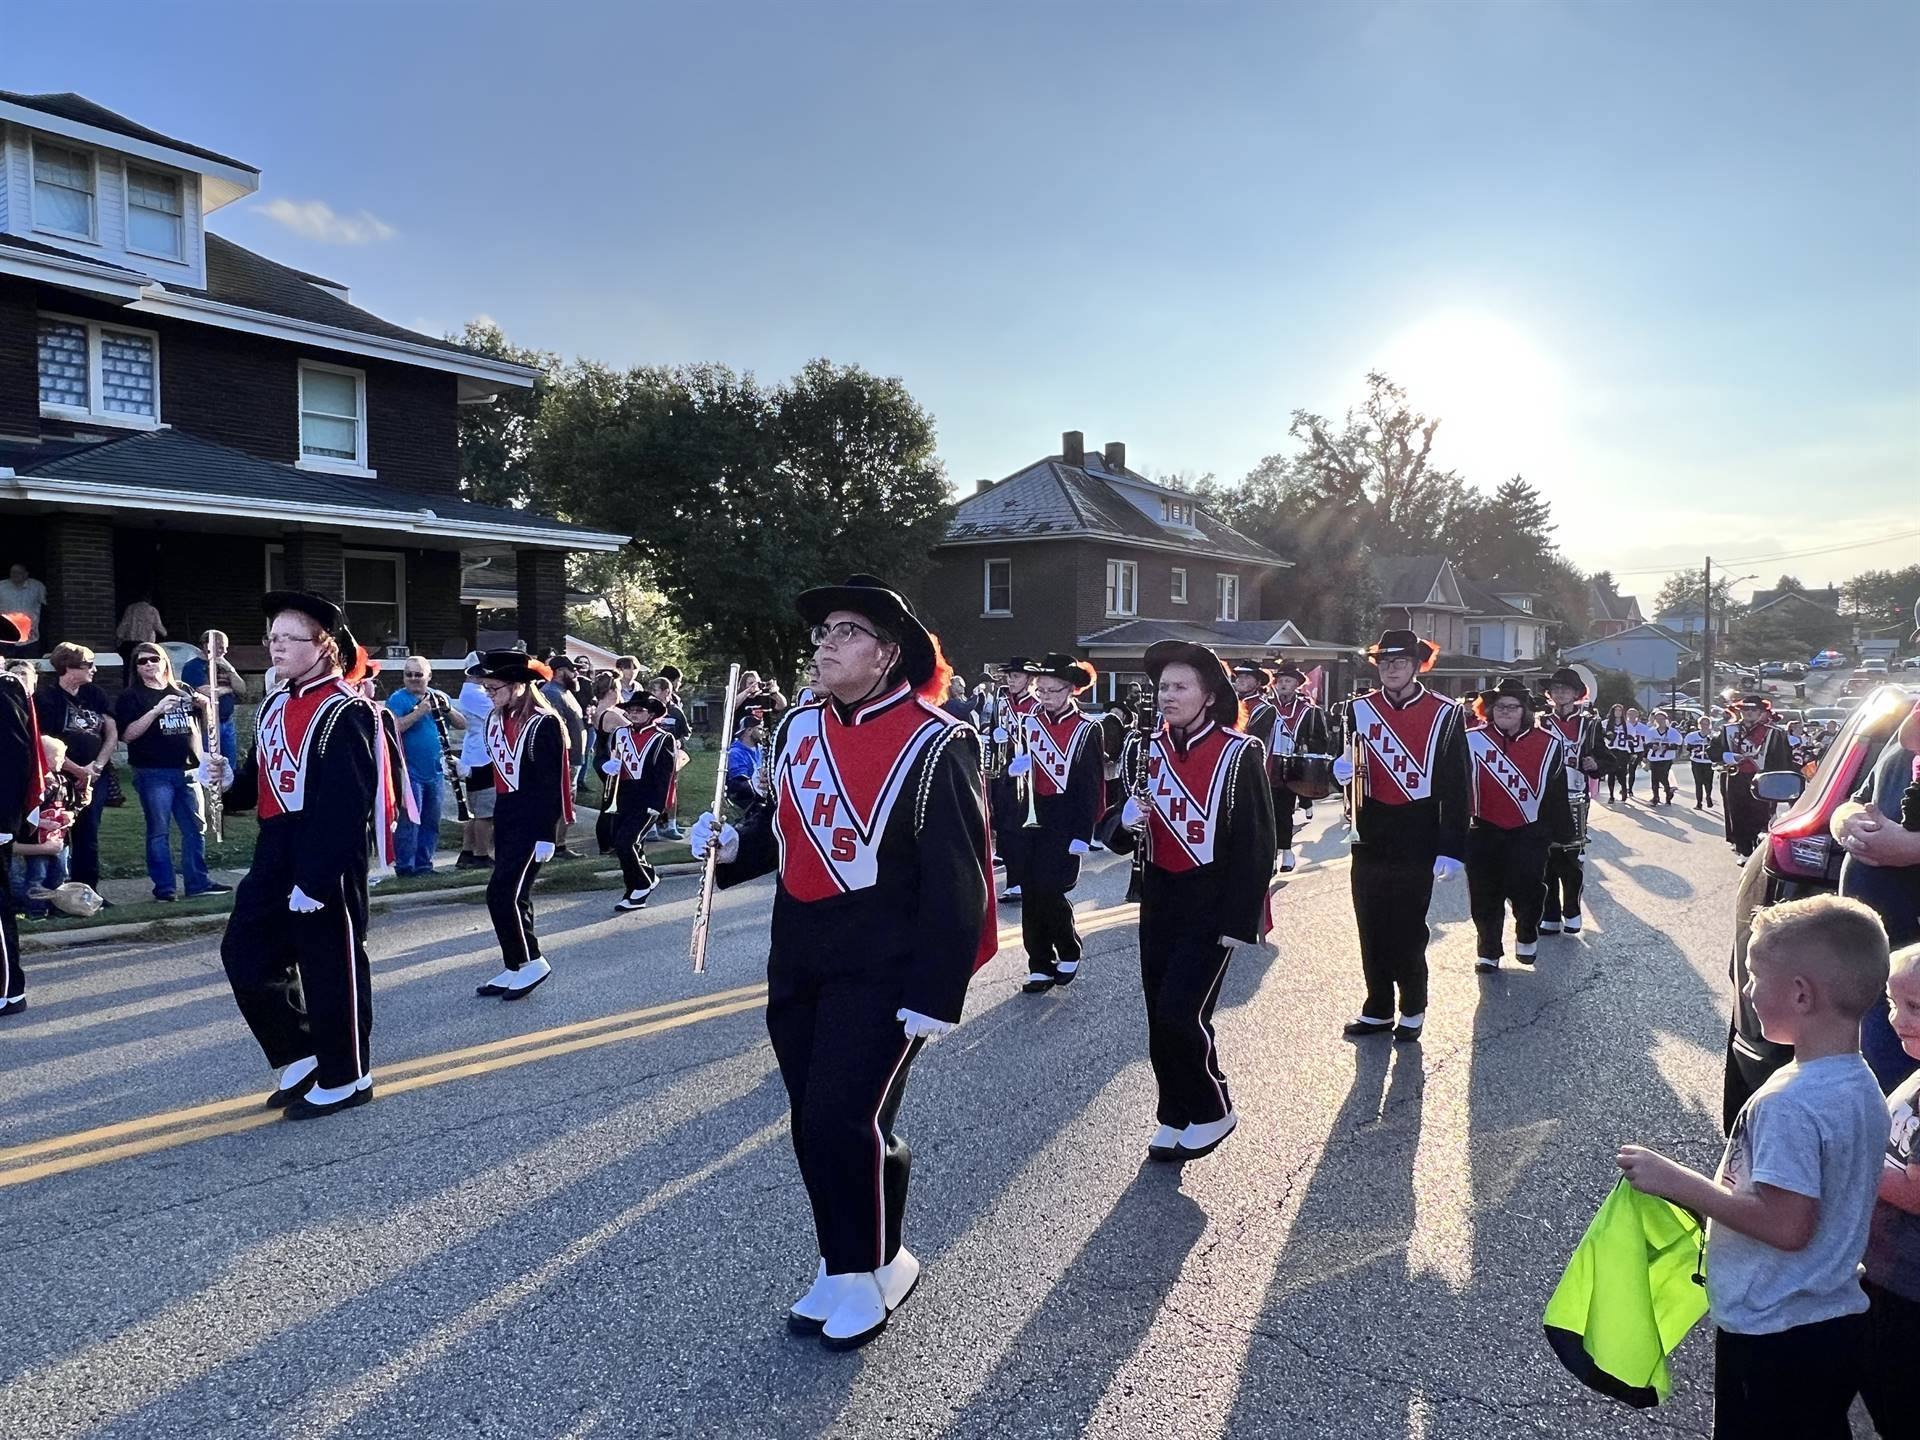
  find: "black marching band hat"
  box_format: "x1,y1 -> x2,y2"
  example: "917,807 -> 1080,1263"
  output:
1000,655 -> 1033,674
1547,666 -> 1588,698
795,573 -> 939,689
1737,692 -> 1772,710
466,649 -> 552,684
1268,658 -> 1309,684
1143,639 -> 1240,728
263,590 -> 366,678
1365,628 -> 1439,668
622,692 -> 666,717
1478,675 -> 1534,708
1027,652 -> 1096,692
1230,659 -> 1271,686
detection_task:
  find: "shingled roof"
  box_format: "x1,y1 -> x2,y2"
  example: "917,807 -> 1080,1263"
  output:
0,90 -> 257,173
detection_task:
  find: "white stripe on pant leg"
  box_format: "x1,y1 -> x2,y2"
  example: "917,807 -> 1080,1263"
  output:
339,876 -> 363,1083
1196,943 -> 1233,1116
869,1037 -> 915,1271
508,845 -> 537,966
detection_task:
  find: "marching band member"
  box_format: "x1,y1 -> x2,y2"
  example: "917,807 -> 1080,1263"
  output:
1624,707 -> 1649,800
1232,660 -> 1276,755
1602,703 -> 1636,803
1109,640 -> 1275,1162
601,693 -> 676,913
1721,693 -> 1794,860
1006,654 -> 1104,993
990,657 -> 1037,904
0,613 -> 44,1017
1539,667 -> 1604,935
1642,708 -> 1686,806
214,592 -> 402,1117
470,651 -> 572,999
695,574 -> 992,1350
1465,678 -> 1574,971
1266,660 -> 1331,873
1684,712 -> 1721,810
1332,631 -> 1469,1042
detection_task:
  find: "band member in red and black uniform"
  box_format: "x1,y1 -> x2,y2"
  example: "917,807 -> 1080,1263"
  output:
0,612 -> 45,1017
1332,631 -> 1469,1042
1006,653 -> 1104,994
1721,693 -> 1794,860
1539,667 -> 1605,935
989,658 -> 1038,903
214,592 -> 403,1117
693,574 -> 992,1350
469,650 -> 573,999
601,692 -> 677,913
1110,640 -> 1276,1162
1465,678 -> 1574,971
1265,660 -> 1330,873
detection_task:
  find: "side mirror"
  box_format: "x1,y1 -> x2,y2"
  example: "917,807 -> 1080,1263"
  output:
1754,770 -> 1806,804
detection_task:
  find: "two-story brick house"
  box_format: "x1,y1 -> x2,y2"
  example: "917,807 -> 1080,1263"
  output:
0,91 -> 622,675
915,432 -> 1320,696
1371,554 -> 1540,696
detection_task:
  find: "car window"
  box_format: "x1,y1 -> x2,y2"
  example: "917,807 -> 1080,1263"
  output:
1772,686 -> 1909,836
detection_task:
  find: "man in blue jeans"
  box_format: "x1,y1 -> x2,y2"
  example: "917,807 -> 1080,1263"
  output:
386,655 -> 465,876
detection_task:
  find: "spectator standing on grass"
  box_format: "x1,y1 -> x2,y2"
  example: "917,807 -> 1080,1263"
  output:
34,643 -> 117,895
542,653 -> 588,857
180,631 -> 246,767
0,564 -> 48,657
455,652 -> 495,870
614,654 -> 642,703
114,593 -> 167,675
112,642 -> 228,902
386,656 -> 466,878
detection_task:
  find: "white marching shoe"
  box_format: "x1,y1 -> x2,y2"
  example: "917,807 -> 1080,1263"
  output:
1562,915 -> 1584,934
1175,1110 -> 1238,1160
1515,940 -> 1537,966
1278,849 -> 1297,874
501,956 -> 552,1000
1538,919 -> 1562,934
877,1246 -> 921,1313
1146,1123 -> 1183,1162
1475,954 -> 1500,973
820,1273 -> 890,1350
787,1258 -> 844,1334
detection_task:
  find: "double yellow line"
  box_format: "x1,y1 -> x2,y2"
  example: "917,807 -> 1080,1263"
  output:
0,983 -> 770,1189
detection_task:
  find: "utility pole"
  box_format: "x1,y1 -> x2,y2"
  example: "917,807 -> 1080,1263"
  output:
1701,555 -> 1714,705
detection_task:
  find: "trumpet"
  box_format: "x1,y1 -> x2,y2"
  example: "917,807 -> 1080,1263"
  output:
1343,710 -> 1367,844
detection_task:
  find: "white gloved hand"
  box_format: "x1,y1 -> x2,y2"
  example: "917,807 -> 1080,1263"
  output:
456,759 -> 473,779
288,886 -> 324,913
601,758 -> 621,775
1332,755 -> 1355,785
991,726 -> 1009,745
690,811 -> 740,864
897,1008 -> 955,1040
532,841 -> 555,862
1120,796 -> 1148,830
1432,856 -> 1464,882
1721,752 -> 1738,765
1007,754 -> 1032,778
198,754 -> 234,791
1068,839 -> 1090,856
0,833 -> 12,846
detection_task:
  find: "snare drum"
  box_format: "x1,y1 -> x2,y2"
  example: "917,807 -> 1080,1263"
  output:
1278,753 -> 1336,800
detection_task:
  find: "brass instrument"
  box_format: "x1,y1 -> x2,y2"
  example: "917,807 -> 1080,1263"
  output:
1019,705 -> 1041,829
688,663 -> 742,975
981,683 -> 1010,780
1342,706 -> 1367,845
1124,707 -> 1158,902
429,690 -> 473,822
200,632 -> 223,843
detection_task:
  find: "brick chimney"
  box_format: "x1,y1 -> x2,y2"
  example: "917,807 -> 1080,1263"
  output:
1061,430 -> 1085,467
1103,441 -> 1126,472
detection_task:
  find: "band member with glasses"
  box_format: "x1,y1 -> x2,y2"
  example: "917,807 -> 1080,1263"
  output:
469,650 -> 573,999
692,574 -> 992,1351
1109,640 -> 1275,1163
209,592 -> 404,1117
1331,631 -> 1469,1042
1539,667 -> 1605,934
1006,653 -> 1104,994
1465,677 -> 1574,971
601,691 -> 676,912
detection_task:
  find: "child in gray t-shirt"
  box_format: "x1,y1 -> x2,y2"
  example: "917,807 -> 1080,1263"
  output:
1861,943 -> 1920,1434
1619,895 -> 1890,1437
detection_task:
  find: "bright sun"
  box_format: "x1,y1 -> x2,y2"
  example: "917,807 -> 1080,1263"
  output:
1375,311 -> 1566,480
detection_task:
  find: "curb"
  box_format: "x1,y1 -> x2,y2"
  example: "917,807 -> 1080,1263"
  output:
20,860 -> 709,955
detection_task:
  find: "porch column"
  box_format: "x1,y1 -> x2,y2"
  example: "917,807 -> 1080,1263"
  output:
283,532 -> 345,606
44,515 -> 116,654
516,548 -> 567,656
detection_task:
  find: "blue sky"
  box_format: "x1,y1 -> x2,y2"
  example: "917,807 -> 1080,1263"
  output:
12,0 -> 1917,602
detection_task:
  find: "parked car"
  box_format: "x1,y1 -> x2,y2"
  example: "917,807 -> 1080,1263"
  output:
1723,683 -> 1917,1128
1810,650 -> 1847,669
1803,705 -> 1850,725
1899,656 -> 1920,671
1844,669 -> 1883,697
1862,657 -> 1890,674
1758,661 -> 1787,678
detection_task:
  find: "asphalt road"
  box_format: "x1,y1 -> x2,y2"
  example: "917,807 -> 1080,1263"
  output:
0,795 -> 1807,1438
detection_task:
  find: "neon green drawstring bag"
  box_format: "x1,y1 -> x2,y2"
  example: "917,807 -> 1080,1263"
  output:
1543,1178 -> 1709,1407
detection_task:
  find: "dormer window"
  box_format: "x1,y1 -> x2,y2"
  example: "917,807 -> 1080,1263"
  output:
1161,499 -> 1193,527
127,166 -> 184,260
32,139 -> 96,241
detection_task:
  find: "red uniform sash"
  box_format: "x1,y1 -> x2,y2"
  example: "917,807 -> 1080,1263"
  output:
1467,726 -> 1561,828
1351,688 -> 1450,804
1145,721 -> 1248,872
1022,705 -> 1095,797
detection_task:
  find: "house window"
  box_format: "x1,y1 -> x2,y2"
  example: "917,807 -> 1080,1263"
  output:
1216,573 -> 1239,622
983,558 -> 1012,615
37,314 -> 160,424
345,551 -> 406,647
1161,499 -> 1193,526
1171,567 -> 1188,604
1467,626 -> 1483,657
299,362 -> 368,469
126,166 -> 184,259
32,140 -> 95,239
1105,559 -> 1138,617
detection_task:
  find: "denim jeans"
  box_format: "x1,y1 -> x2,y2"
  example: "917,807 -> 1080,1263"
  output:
131,767 -> 211,898
395,770 -> 444,874
15,849 -> 68,917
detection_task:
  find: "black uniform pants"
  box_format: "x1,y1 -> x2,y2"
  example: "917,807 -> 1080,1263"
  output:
1713,1314 -> 1864,1439
1722,773 -> 1768,857
0,839 -> 22,1002
1351,847 -> 1435,1019
1022,885 -> 1081,971
1138,922 -> 1235,1128
222,848 -> 373,1090
1606,753 -> 1634,799
1272,785 -> 1300,851
1542,842 -> 1586,923
487,822 -> 545,969
1647,759 -> 1675,801
612,809 -> 657,896
766,944 -> 922,1275
1691,760 -> 1717,806
1466,822 -> 1550,956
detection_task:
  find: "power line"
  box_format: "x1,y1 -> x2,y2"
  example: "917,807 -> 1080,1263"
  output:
1606,527 -> 1920,578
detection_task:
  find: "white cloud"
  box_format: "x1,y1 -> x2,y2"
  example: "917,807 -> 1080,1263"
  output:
258,198 -> 397,245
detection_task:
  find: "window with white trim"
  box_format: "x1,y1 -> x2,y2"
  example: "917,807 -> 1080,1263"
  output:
983,558 -> 1012,615
32,139 -> 95,240
1171,567 -> 1188,604
1467,625 -> 1483,657
1216,572 -> 1239,622
1105,559 -> 1138,617
126,166 -> 184,259
1161,499 -> 1193,526
37,314 -> 161,423
299,362 -> 367,468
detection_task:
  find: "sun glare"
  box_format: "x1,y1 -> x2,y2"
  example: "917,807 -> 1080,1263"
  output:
1375,311 -> 1566,479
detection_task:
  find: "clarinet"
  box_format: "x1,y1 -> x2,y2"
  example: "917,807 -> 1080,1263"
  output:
1124,708 -> 1158,903
430,692 -> 473,822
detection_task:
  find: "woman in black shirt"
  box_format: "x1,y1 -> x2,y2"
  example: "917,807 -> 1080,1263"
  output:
112,643 -> 225,902
35,642 -> 119,890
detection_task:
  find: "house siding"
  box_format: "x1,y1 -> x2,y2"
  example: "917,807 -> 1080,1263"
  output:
3,125 -> 209,289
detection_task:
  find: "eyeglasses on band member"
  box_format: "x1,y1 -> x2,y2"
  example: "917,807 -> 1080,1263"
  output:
810,620 -> 888,647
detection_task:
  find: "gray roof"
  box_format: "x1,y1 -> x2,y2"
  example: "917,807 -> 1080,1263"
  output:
1456,575 -> 1538,621
1078,618 -> 1350,651
947,452 -> 1286,566
0,90 -> 256,172
1563,622 -> 1696,658
1588,581 -> 1643,624
1372,554 -> 1462,609
1749,588 -> 1841,614
0,232 -> 146,274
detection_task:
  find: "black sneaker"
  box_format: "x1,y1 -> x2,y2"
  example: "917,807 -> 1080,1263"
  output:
187,883 -> 233,897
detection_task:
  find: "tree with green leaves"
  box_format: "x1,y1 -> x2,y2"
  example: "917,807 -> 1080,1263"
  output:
1843,565 -> 1920,631
1453,476 -> 1558,586
1727,601 -> 1846,665
452,321 -> 561,509
1652,567 -> 1739,622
